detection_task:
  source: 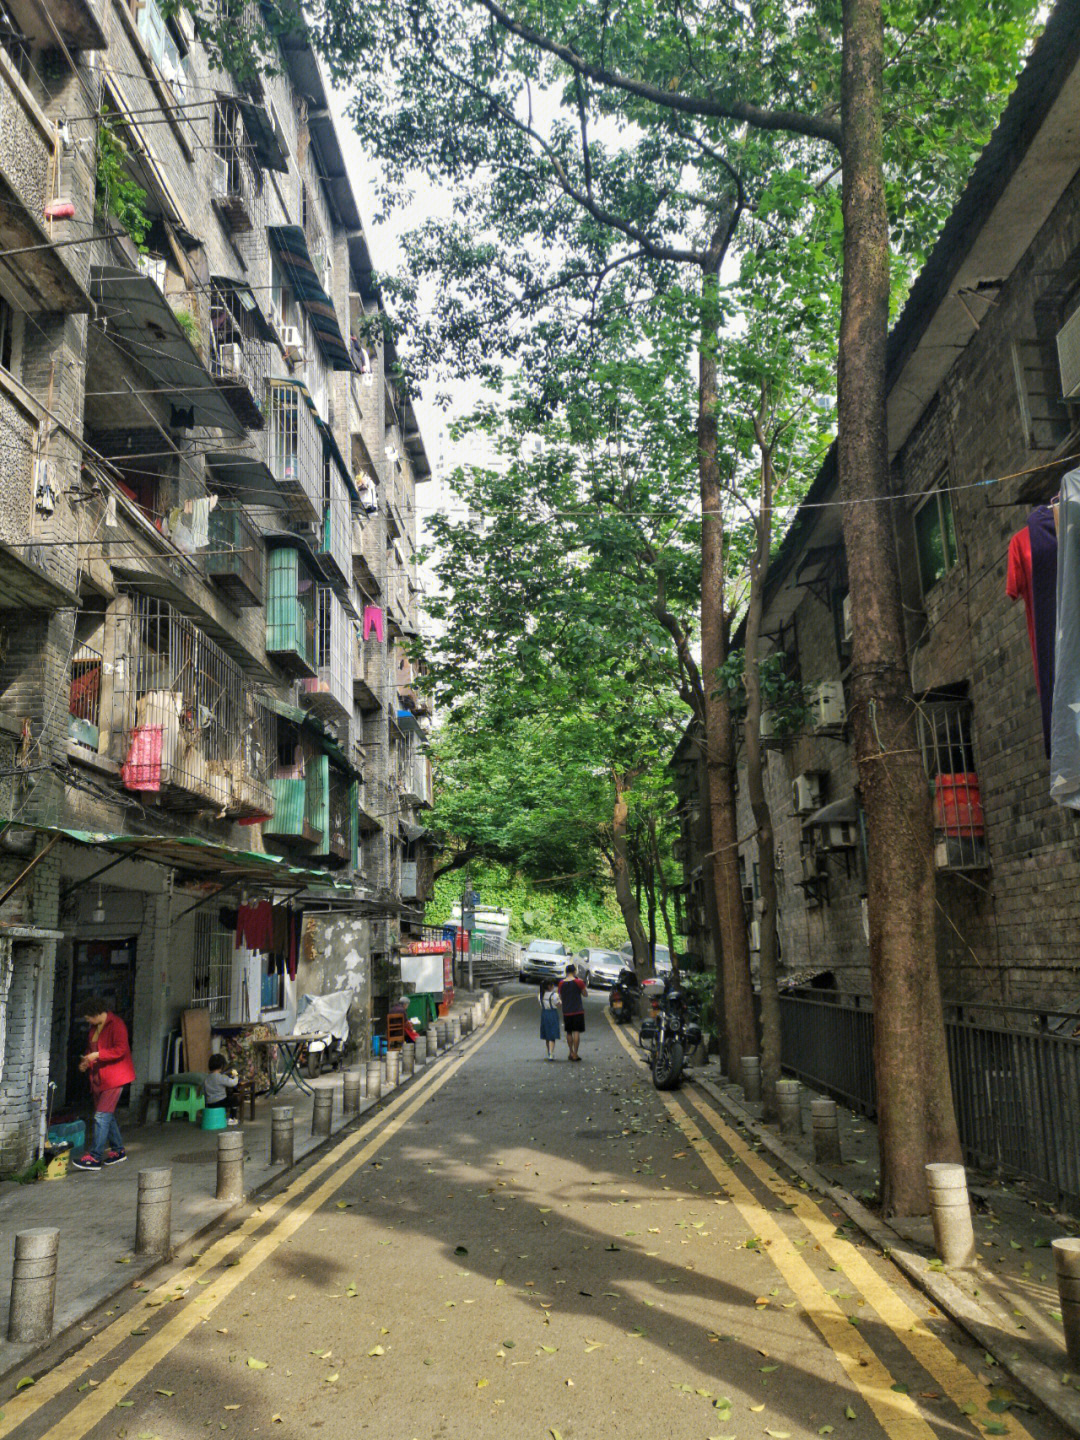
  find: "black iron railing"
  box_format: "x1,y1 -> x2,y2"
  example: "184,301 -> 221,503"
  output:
779,992 -> 1080,1210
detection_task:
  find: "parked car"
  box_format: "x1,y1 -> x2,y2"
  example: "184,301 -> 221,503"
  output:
519,939 -> 571,983
578,948 -> 624,989
619,942 -> 673,977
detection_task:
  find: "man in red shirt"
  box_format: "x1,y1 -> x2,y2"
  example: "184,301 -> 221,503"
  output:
71,997 -> 136,1172
557,965 -> 588,1062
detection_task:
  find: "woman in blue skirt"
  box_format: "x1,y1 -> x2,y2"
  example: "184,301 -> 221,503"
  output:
539,979 -> 561,1060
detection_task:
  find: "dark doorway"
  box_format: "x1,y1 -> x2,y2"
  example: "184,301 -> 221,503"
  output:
66,937 -> 137,1107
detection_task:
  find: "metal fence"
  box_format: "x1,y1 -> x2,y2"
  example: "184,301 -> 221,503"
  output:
779,992 -> 1080,1210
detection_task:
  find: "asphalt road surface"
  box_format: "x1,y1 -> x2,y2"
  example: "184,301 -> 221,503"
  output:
0,993 -> 1070,1440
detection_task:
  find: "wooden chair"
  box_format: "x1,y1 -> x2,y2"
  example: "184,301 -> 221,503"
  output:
386,1012 -> 406,1051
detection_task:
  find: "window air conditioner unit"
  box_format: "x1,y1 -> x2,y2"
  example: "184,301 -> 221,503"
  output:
749,920 -> 761,952
1057,304 -> 1080,400
810,680 -> 847,731
792,772 -> 822,816
279,326 -> 304,363
801,852 -> 824,885
217,342 -> 243,378
840,592 -> 853,647
826,820 -> 858,851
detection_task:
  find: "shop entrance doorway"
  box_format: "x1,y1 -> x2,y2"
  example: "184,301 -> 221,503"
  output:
66,937 -> 137,1107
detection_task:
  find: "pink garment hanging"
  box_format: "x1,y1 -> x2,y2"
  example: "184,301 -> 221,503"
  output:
362,605 -> 385,642
121,725 -> 164,791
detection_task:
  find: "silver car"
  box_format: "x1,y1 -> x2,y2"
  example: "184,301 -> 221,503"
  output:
519,939 -> 570,984
619,942 -> 672,977
579,948 -> 624,989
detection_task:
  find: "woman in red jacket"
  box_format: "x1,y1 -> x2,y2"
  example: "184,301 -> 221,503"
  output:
71,996 -> 135,1172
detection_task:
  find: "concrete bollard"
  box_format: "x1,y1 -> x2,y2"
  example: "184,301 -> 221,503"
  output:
216,1130 -> 245,1203
1052,1238 -> 1080,1365
402,1042 -> 415,1078
366,1061 -> 382,1100
385,1052 -> 400,1090
343,1069 -> 362,1113
776,1079 -> 802,1136
811,1098 -> 843,1164
450,1018 -> 461,1045
460,1009 -> 472,1035
427,1029 -> 439,1059
270,1106 -> 295,1167
414,1033 -> 427,1065
740,1055 -> 762,1104
7,1228 -> 59,1343
925,1163 -> 976,1267
135,1168 -> 172,1258
312,1088 -> 334,1136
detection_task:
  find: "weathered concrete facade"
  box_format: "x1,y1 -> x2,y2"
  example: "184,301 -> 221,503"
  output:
674,5 -> 1080,1013
0,0 -> 434,1170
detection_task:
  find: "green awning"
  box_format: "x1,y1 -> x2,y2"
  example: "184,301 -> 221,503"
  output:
258,694 -> 361,778
51,829 -> 349,889
234,96 -> 290,173
268,226 -> 354,371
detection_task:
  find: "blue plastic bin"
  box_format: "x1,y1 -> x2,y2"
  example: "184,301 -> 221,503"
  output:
48,1120 -> 85,1151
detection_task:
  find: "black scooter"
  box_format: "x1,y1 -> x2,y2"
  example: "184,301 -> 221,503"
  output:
609,968 -> 641,1025
639,977 -> 701,1090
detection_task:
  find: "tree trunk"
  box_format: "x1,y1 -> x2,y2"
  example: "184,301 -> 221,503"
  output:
648,816 -> 679,966
610,771 -> 652,975
744,426 -> 780,1121
838,0 -> 961,1214
700,264 -> 757,1072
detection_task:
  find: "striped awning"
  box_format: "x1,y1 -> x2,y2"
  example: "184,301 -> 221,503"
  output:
268,225 -> 354,371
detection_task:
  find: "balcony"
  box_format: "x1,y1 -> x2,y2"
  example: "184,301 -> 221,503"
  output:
353,514 -> 381,596
205,503 -> 264,608
233,695 -> 275,822
317,463 -> 352,588
317,766 -> 356,866
266,546 -> 317,677
300,586 -> 353,726
264,748 -> 327,847
106,595 -> 248,812
353,632 -> 382,712
400,739 -> 431,807
212,101 -> 263,235
209,281 -> 273,431
265,379 -> 323,524
68,643 -> 102,751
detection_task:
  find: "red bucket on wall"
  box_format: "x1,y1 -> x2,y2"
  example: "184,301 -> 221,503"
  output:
933,773 -> 984,837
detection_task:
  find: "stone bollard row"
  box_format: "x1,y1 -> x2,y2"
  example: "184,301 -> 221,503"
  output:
366,1061 -> 382,1100
740,1055 -> 762,1104
402,1042 -> 415,1078
135,1168 -> 172,1258
427,1028 -> 439,1059
217,1130 -> 245,1203
415,1033 -> 428,1065
775,1079 -> 802,1136
925,1162 -> 976,1268
811,1098 -> 842,1164
271,1106 -> 294,1167
343,1068 -> 362,1113
312,1088 -> 334,1137
450,1018 -> 461,1045
7,1227 -> 59,1343
1053,1238 -> 1080,1366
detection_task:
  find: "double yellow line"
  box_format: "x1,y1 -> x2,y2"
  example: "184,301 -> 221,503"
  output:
606,1016 -> 1036,1440
2,994 -> 521,1439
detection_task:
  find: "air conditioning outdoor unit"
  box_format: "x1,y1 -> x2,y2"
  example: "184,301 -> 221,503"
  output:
826,820 -> 858,851
748,920 -> 761,952
279,326 -> 304,363
792,772 -> 822,816
1057,304 -> 1080,400
217,342 -> 243,378
801,852 -> 824,885
810,680 -> 847,731
741,883 -> 755,906
840,592 -> 854,648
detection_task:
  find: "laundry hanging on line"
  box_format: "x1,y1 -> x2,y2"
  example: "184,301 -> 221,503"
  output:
1049,467 -> 1080,807
1007,502 -> 1058,757
363,605 -> 385,643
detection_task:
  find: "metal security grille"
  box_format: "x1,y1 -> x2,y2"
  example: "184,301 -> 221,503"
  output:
266,380 -> 321,522
211,100 -> 264,233
917,695 -> 986,869
322,459 -> 352,585
192,912 -> 234,1023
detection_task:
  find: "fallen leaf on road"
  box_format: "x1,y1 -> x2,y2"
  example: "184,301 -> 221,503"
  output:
246,1358 -> 268,1370
750,1402 -> 765,1412
155,1390 -> 174,1397
325,1374 -> 339,1384
845,1405 -> 857,1419
368,1347 -> 385,1357
224,1405 -> 240,1411
765,1431 -> 792,1438
477,1379 -> 489,1389
495,1280 -> 505,1287
15,1379 -> 34,1391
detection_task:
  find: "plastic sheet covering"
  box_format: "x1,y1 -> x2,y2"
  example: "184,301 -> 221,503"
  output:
1051,466 -> 1080,807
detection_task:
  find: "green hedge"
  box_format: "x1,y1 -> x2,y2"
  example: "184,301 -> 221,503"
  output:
428,862 -> 627,950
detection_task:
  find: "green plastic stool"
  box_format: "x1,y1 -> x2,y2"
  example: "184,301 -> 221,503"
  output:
164,1080 -> 205,1124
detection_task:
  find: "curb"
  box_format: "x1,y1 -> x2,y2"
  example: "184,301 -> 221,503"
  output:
689,1070 -> 1080,1439
0,996 -> 498,1391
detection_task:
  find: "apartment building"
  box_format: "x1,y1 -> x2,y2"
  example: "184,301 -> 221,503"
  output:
0,0 -> 433,1171
671,2 -> 1080,1014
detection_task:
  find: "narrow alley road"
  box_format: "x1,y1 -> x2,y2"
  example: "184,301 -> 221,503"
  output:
0,994 -> 1069,1440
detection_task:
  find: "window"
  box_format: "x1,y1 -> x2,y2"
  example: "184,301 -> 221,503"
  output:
135,0 -> 189,98
192,913 -> 234,1023
914,479 -> 958,593
917,689 -> 987,870
0,293 -> 16,372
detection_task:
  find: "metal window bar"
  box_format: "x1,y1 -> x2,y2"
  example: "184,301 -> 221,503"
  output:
211,101 -> 264,232
235,695 -> 275,820
917,698 -> 986,869
69,643 -> 103,748
265,380 -> 321,522
205,503 -> 264,607
321,460 -> 352,585
111,594 -> 244,810
312,586 -> 352,719
192,912 -> 234,1024
0,0 -> 31,77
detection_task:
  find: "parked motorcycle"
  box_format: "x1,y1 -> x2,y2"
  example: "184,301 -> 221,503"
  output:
639,980 -> 701,1090
295,989 -> 355,1077
609,968 -> 641,1025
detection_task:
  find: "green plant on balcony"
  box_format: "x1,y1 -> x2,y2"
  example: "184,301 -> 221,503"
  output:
95,119 -> 151,252
172,309 -> 202,349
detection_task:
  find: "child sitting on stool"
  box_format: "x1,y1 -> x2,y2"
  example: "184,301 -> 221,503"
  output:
204,1054 -> 239,1124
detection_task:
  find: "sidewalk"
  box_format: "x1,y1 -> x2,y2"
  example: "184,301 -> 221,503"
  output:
0,990 -> 491,1374
688,1058 -> 1080,1434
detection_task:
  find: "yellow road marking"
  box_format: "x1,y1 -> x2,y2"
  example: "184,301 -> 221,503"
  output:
682,1088 -> 1038,1440
605,1016 -> 937,1438
3,995 -> 520,1438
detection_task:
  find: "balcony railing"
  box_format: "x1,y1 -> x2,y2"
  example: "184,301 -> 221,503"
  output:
69,643 -> 102,750
107,595 -> 246,811
205,503 -> 264,607
266,545 -> 317,677
265,379 -> 322,524
318,464 -> 352,587
300,586 -> 352,725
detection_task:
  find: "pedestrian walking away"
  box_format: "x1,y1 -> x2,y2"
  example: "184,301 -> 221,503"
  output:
538,978 -> 561,1059
71,996 -> 135,1171
558,964 -> 588,1061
